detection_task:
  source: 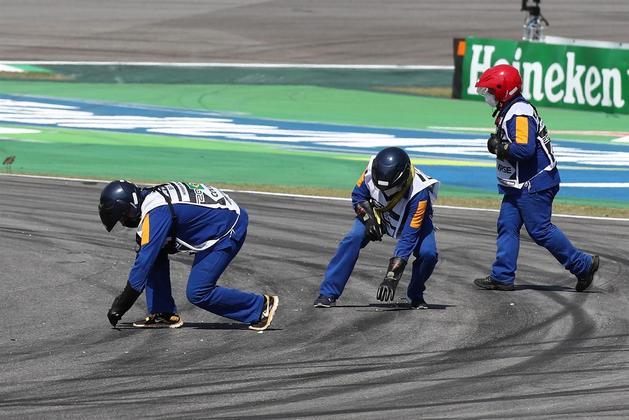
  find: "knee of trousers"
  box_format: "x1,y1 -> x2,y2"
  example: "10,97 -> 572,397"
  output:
526,223 -> 554,245
343,226 -> 368,244
186,284 -> 217,306
497,217 -> 521,235
418,250 -> 438,267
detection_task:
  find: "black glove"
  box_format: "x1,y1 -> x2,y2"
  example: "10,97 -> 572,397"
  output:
487,134 -> 500,154
355,201 -> 383,241
376,257 -> 407,302
107,282 -> 141,327
487,134 -> 510,160
495,142 -> 510,160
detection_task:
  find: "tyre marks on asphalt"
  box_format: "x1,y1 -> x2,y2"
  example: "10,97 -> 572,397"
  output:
1,176 -> 629,418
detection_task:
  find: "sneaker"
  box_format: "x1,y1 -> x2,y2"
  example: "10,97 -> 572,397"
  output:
474,276 -> 515,291
133,313 -> 184,328
313,295 -> 336,308
576,255 -> 600,292
410,298 -> 429,310
249,295 -> 279,331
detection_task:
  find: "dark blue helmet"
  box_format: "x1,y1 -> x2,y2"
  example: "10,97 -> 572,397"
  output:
98,180 -> 143,231
372,147 -> 412,196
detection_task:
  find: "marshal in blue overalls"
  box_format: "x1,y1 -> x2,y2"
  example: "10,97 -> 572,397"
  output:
315,147 -> 440,309
474,64 -> 599,291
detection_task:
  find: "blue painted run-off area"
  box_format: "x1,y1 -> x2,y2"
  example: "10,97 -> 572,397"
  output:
0,94 -> 627,203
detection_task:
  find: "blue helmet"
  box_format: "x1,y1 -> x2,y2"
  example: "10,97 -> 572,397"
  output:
98,180 -> 143,231
372,147 -> 412,196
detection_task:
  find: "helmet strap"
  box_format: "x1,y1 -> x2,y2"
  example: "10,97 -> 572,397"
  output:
152,186 -> 179,254
492,100 -> 505,117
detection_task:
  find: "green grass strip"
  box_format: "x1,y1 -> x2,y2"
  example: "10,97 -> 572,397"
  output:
1,126 -> 628,218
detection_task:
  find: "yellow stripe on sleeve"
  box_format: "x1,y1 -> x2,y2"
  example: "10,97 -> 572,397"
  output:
356,170 -> 366,187
410,201 -> 427,229
140,215 -> 150,245
515,116 -> 529,144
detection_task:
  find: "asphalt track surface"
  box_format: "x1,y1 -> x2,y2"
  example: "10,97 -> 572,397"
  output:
1,0 -> 629,65
1,175 -> 628,418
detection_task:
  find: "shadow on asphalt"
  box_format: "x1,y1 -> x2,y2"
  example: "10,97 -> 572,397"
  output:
114,322 -> 282,331
515,284 -> 601,293
332,303 -> 455,311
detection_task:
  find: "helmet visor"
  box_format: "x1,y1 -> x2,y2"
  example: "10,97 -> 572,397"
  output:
99,200 -> 140,231
99,202 -> 120,232
477,87 -> 498,107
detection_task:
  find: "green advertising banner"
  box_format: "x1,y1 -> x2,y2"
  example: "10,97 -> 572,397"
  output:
460,37 -> 629,114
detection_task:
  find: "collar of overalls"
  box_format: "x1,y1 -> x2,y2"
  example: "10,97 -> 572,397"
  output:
493,94 -> 525,121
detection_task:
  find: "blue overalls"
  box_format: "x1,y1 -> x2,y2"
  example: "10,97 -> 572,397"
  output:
489,96 -> 593,285
319,181 -> 438,302
129,187 -> 264,323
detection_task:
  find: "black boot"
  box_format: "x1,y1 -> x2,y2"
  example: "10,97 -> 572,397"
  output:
410,297 -> 429,310
474,276 -> 515,291
576,255 -> 599,292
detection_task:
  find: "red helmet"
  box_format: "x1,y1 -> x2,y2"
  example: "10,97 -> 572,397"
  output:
475,64 -> 522,103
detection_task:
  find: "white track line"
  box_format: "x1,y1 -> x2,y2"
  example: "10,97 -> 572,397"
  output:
1,173 -> 628,222
0,64 -> 24,73
562,183 -> 629,188
0,61 -> 454,70
429,126 -> 629,137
